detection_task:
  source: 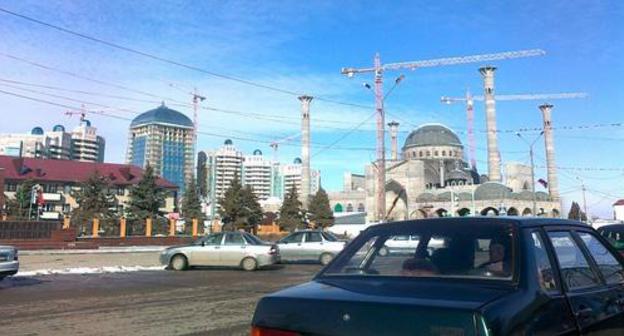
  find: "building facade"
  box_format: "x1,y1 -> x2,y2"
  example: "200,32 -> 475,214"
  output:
243,149 -> 273,201
279,158 -> 320,199
71,120 -> 106,162
329,124 -> 561,222
0,155 -> 177,220
126,103 -> 194,192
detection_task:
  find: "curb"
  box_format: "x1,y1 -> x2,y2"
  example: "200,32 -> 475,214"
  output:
19,246 -> 168,255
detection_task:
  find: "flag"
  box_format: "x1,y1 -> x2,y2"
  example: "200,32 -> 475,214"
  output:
537,178 -> 548,188
36,187 -> 45,206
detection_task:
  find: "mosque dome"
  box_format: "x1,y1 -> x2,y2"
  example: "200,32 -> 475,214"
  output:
130,103 -> 193,128
403,124 -> 462,149
31,127 -> 44,135
253,149 -> 262,155
293,157 -> 302,164
474,182 -> 512,200
224,139 -> 233,145
52,124 -> 65,132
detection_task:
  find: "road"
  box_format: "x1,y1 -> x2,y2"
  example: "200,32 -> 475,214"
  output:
1,264 -> 321,336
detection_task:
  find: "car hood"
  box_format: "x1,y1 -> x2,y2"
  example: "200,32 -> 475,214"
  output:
252,278 -> 513,335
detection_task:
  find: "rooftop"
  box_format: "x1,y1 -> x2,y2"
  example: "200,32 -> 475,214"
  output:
403,124 -> 462,149
130,103 -> 193,128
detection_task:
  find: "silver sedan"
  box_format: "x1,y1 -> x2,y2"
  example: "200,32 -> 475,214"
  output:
160,232 -> 280,271
277,230 -> 346,265
0,245 -> 19,281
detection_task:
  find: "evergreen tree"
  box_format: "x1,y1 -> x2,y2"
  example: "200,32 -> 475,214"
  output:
70,172 -> 116,234
239,185 -> 263,233
182,177 -> 204,225
6,179 -> 36,219
218,174 -> 244,231
127,164 -> 165,221
278,185 -> 303,232
308,188 -> 334,228
568,201 -> 588,221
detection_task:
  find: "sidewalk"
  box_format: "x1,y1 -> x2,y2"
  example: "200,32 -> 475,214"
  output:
19,245 -> 168,255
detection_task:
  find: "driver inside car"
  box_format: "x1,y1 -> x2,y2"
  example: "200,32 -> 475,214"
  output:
401,257 -> 438,276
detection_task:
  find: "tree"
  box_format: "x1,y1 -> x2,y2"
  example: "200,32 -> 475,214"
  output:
218,174 -> 244,231
5,179 -> 36,219
308,188 -> 334,228
239,185 -> 264,233
567,201 -> 587,222
70,172 -> 116,234
181,177 -> 204,233
127,164 -> 165,221
278,185 -> 303,232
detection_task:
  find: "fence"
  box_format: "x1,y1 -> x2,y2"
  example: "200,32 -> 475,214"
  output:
0,220 -> 61,240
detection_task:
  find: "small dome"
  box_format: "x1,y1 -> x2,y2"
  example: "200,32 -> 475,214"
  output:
253,149 -> 262,155
130,104 -> 193,128
52,124 -> 65,132
31,127 -> 44,135
457,192 -> 473,201
447,169 -> 469,181
535,191 -> 550,201
293,157 -> 302,164
82,119 -> 92,127
474,182 -> 512,200
403,124 -> 462,150
224,139 -> 233,145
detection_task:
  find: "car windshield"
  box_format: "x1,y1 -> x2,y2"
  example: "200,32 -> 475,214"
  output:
321,231 -> 339,242
321,221 -> 516,281
243,233 -> 265,245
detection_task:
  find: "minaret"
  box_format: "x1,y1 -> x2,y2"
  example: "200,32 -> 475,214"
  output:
539,104 -> 559,200
479,66 -> 501,182
298,95 -> 313,208
387,121 -> 399,161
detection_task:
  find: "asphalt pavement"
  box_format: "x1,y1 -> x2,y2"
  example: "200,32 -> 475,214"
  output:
1,264 -> 321,336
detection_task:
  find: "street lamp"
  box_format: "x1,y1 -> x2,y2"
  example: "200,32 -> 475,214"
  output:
516,131 -> 544,216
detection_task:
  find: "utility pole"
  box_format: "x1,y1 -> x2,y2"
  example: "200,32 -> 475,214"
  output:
342,49 -> 545,222
577,176 -> 588,222
516,131 -> 543,216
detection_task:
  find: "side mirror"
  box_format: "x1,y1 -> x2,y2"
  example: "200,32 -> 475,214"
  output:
201,241 -> 206,247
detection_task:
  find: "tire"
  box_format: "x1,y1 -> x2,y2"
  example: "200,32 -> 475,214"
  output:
319,253 -> 334,266
169,254 -> 188,271
378,247 -> 389,257
0,276 -> 5,282
241,257 -> 258,271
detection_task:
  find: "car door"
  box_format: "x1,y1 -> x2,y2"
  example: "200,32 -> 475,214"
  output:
190,233 -> 223,266
220,232 -> 247,266
303,231 -> 324,260
546,229 -> 621,334
278,232 -> 305,261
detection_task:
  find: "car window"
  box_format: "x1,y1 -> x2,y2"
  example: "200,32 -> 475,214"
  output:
530,231 -> 558,292
321,232 -> 338,242
224,233 -> 245,246
323,222 -> 515,280
305,232 -> 322,243
598,227 -> 624,250
548,231 -> 600,290
243,233 -> 264,245
198,233 -> 223,246
577,232 -> 624,285
281,232 -> 304,244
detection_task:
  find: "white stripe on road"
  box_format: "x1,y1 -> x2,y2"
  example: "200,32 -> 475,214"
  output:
17,265 -> 165,277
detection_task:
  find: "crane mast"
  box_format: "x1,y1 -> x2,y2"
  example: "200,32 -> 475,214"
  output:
341,49 -> 545,222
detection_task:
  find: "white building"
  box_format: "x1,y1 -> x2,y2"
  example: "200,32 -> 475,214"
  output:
614,200 -> 624,221
243,149 -> 273,200
204,139 -> 244,201
71,120 -> 106,162
279,158 -> 320,198
0,125 -> 74,160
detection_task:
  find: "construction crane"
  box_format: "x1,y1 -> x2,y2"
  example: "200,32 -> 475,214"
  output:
64,105 -> 120,122
440,92 -> 587,169
270,132 -> 301,162
341,48 -> 546,222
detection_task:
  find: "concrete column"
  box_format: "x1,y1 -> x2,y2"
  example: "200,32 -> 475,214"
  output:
479,66 -> 501,182
92,218 -> 99,238
298,95 -> 313,208
539,104 -> 559,200
387,121 -> 399,161
63,215 -> 70,229
439,160 -> 445,187
120,217 -> 126,238
169,218 -> 176,237
192,218 -> 199,237
145,217 -> 152,237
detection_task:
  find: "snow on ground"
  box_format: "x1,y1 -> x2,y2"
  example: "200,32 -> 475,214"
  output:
20,246 -> 168,255
17,265 -> 165,277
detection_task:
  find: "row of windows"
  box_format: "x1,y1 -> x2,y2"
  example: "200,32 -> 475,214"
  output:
4,183 -> 126,196
405,149 -> 461,159
334,203 -> 365,213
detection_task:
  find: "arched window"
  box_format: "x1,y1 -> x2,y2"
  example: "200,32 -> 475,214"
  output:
419,151 -> 423,157
357,203 -> 365,212
346,203 -> 353,212
334,203 -> 343,212
434,151 -> 439,156
426,151 -> 431,157
442,150 -> 446,156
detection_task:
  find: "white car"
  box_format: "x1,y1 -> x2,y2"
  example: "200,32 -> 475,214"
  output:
379,235 -> 445,256
0,245 -> 19,281
160,232 -> 280,271
277,230 -> 346,265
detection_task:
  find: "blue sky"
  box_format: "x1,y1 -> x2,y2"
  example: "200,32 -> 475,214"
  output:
0,1 -> 622,217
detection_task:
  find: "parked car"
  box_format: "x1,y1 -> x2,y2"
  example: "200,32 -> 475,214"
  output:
0,245 -> 19,281
251,217 -> 624,335
276,230 -> 346,265
378,234 -> 444,256
160,231 -> 279,271
597,224 -> 624,256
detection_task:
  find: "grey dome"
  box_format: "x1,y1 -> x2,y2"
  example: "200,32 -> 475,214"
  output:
435,192 -> 452,202
403,124 -> 462,149
131,103 -> 193,128
415,192 -> 435,202
474,182 -> 512,200
447,169 -> 469,181
293,157 -> 302,164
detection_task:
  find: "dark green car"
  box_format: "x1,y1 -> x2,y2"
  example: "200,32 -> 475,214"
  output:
598,224 -> 624,256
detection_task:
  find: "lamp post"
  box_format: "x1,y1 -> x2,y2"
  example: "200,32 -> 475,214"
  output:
516,131 -> 544,216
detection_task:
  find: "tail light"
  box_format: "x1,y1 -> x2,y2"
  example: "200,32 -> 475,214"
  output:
269,245 -> 279,255
14,250 -> 18,261
251,326 -> 299,336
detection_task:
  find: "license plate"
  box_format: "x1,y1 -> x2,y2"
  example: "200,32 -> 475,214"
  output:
0,256 -> 8,262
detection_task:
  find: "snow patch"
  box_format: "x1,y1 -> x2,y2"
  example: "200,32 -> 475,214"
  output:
17,265 -> 165,277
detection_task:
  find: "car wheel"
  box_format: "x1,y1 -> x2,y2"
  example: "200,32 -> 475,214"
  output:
378,247 -> 389,257
241,257 -> 258,271
169,254 -> 188,271
319,253 -> 334,266
0,276 -> 5,282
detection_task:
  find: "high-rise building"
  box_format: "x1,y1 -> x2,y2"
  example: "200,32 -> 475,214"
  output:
71,119 -> 106,162
243,149 -> 273,200
279,157 -> 320,198
126,103 -> 194,191
204,139 -> 244,201
0,125 -> 72,160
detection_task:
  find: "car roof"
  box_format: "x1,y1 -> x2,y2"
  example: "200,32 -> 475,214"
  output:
597,224 -> 624,231
365,217 -> 589,233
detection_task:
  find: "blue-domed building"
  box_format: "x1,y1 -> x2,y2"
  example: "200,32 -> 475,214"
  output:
126,103 -> 194,192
